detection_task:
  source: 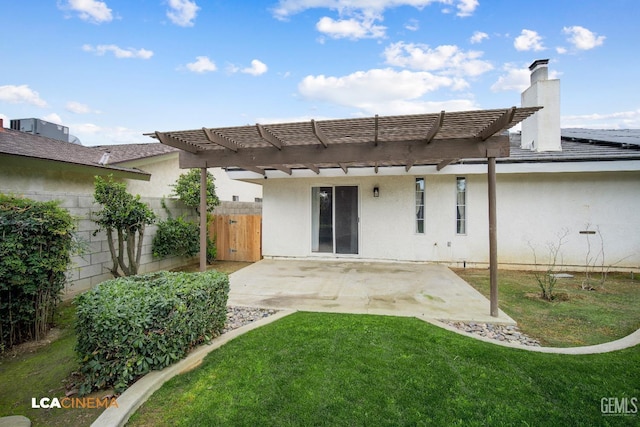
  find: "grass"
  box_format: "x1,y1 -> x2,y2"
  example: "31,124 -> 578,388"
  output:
2,266 -> 638,425
128,312 -> 640,426
455,269 -> 640,347
0,300 -> 106,427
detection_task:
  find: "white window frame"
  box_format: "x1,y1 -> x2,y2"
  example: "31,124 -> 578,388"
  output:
456,177 -> 467,235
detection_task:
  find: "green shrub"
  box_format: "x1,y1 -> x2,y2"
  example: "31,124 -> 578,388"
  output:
74,270 -> 229,394
152,216 -> 200,258
0,194 -> 77,350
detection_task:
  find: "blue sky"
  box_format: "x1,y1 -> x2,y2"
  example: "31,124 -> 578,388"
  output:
1,0 -> 638,146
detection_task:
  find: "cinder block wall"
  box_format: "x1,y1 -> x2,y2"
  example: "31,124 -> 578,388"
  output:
3,190 -> 197,299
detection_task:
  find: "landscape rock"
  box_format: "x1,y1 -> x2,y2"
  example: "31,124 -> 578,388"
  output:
444,321 -> 541,347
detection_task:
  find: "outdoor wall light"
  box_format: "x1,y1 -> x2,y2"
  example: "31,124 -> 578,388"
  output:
373,186 -> 380,197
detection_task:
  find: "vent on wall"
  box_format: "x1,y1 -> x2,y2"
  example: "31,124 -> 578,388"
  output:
10,118 -> 69,143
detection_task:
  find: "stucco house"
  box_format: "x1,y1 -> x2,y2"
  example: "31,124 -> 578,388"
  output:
248,61 -> 639,270
155,60 -> 639,272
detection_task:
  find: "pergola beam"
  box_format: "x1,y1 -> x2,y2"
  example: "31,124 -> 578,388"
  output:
273,165 -> 292,175
339,163 -> 349,174
405,160 -> 415,172
436,158 -> 456,171
178,135 -> 509,169
155,131 -> 199,154
477,107 -> 516,141
425,110 -> 445,144
203,127 -> 239,152
374,114 -> 379,145
256,124 -> 283,149
305,164 -> 320,174
311,119 -> 330,147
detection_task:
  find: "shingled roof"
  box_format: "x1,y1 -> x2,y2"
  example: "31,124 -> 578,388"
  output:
0,128 -> 150,179
94,143 -> 179,164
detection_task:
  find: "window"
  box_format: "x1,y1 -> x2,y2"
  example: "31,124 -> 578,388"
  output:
456,177 -> 466,234
415,178 -> 425,234
254,197 -> 262,203
232,195 -> 239,202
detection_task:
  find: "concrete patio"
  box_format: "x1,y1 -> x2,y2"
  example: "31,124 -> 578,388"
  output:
229,259 -> 515,324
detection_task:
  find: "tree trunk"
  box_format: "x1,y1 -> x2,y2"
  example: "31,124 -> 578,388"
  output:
106,228 -> 121,277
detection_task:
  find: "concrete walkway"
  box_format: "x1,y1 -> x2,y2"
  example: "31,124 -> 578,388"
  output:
228,259 -> 515,324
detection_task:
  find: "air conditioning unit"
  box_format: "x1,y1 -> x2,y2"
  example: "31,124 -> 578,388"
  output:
10,118 -> 69,143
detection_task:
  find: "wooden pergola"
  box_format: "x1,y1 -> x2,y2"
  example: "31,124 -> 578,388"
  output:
149,106 -> 541,317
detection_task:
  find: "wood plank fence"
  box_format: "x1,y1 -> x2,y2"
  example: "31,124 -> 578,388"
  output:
209,214 -> 262,262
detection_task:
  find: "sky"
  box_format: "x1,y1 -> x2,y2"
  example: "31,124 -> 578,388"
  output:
1,0 -> 639,146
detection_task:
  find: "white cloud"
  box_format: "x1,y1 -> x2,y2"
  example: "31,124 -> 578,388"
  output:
470,31 -> 488,44
490,64 -> 530,92
82,44 -> 154,59
456,0 -> 478,17
58,0 -> 113,23
273,1 -> 478,40
186,56 -> 217,73
66,101 -> 94,114
405,18 -> 419,31
298,68 -> 467,115
562,109 -> 640,128
316,16 -> 386,39
273,0 -> 478,19
383,42 -> 493,78
514,29 -> 545,51
562,25 -> 605,50
242,59 -> 268,76
42,113 -> 63,124
491,63 -> 561,92
68,122 -> 147,146
166,0 -> 200,27
556,46 -> 568,54
0,84 -> 47,107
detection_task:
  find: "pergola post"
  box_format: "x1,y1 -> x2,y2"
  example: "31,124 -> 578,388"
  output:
200,167 -> 207,272
488,157 -> 499,317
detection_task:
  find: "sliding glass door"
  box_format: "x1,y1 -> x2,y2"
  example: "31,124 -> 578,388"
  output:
311,186 -> 358,254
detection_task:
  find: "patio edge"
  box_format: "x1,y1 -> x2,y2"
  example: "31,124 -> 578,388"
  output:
91,309 -> 297,427
419,316 -> 640,354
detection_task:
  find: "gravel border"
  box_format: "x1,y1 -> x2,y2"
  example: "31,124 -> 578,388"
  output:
444,321 -> 541,347
222,306 -> 278,334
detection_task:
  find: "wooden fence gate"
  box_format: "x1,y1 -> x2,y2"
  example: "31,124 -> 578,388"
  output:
209,215 -> 262,262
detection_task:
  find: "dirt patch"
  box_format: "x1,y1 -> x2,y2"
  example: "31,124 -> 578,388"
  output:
2,327 -> 63,359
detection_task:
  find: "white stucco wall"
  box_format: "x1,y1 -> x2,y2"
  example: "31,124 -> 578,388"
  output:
261,168 -> 640,270
123,154 -> 263,202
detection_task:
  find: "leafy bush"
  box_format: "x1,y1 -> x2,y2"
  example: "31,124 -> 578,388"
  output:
0,194 -> 76,350
152,216 -> 200,258
74,270 -> 229,395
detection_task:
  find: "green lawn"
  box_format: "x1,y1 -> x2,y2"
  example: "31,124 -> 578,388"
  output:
0,301 -> 105,427
455,269 -> 640,347
128,312 -> 639,426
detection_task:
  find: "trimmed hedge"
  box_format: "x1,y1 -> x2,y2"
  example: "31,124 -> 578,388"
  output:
0,194 -> 76,350
75,271 -> 229,394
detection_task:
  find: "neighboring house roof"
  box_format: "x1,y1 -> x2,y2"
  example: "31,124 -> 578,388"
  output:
0,128 -> 150,179
94,143 -> 179,164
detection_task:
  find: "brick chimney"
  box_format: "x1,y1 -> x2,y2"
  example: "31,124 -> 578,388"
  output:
520,59 -> 561,151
